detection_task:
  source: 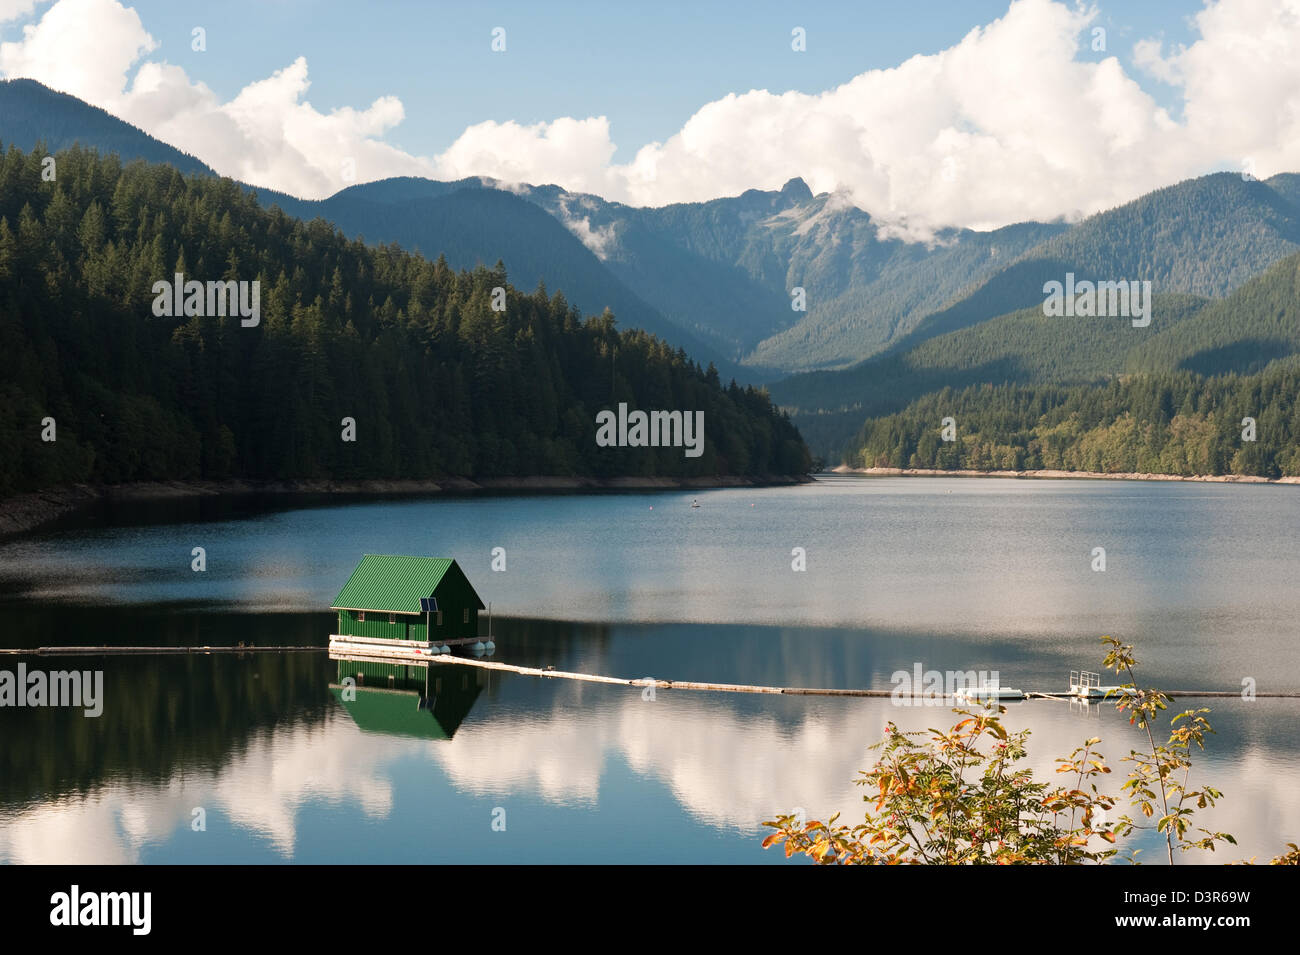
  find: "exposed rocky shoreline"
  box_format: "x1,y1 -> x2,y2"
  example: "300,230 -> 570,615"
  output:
0,473 -> 813,538
837,465 -> 1300,484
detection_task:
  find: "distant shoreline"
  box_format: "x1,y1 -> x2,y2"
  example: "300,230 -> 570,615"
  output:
0,474 -> 812,538
835,465 -> 1300,485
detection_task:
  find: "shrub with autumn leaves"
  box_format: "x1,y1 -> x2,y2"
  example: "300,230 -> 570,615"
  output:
763,637 -> 1295,865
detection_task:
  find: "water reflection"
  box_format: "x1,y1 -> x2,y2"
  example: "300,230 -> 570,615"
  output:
1,607 -> 1297,864
329,658 -> 486,740
5,479 -> 1300,662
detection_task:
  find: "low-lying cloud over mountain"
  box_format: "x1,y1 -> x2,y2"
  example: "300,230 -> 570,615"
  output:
4,0 -> 1300,239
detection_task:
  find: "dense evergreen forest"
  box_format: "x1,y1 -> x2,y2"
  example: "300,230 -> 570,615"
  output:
850,362 -> 1300,477
787,250 -> 1300,463
0,145 -> 810,498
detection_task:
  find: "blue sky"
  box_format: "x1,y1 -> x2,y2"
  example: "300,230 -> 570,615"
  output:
108,0 -> 1203,160
2,0 -> 1295,237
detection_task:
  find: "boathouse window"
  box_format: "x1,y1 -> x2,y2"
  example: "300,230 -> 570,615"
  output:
357,611 -> 366,622
436,611 -> 443,626
388,613 -> 397,624
463,608 -> 469,624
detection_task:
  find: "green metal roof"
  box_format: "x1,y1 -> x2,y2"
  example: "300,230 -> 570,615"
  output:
331,554 -> 481,613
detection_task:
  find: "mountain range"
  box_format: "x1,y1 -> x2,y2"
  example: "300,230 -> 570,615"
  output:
771,175 -> 1300,456
0,81 -> 1073,379
4,77 -> 1300,463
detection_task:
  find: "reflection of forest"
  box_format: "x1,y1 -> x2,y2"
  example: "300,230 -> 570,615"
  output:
0,604 -> 334,650
0,607 -> 334,805
0,649 -> 330,805
0,607 -> 610,805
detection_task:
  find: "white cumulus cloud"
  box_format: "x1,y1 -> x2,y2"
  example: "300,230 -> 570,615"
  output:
3,0 -> 1300,237
0,0 -> 429,198
428,0 -> 1300,236
1133,0 -> 1300,184
1,0 -> 153,102
0,0 -> 46,25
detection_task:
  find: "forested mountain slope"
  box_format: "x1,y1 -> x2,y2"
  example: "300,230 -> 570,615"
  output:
0,81 -> 741,378
0,78 -> 215,177
252,178 -> 749,379
841,251 -> 1300,475
848,362 -> 1300,478
0,145 -> 809,498
887,173 -> 1300,356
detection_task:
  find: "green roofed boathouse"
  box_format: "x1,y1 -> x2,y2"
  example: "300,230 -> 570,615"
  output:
331,555 -> 485,645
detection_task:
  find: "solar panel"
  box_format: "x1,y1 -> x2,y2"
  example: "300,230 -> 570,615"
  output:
419,597 -> 438,612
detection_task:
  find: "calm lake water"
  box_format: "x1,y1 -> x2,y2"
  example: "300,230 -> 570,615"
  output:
1,475 -> 1297,863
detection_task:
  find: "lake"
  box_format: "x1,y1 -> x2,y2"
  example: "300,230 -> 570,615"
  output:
1,475 -> 1297,863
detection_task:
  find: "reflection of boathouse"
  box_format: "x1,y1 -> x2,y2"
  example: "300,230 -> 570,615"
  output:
329,659 -> 484,740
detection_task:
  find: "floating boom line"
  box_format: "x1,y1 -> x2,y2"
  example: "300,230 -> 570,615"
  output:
3,645 -> 1297,700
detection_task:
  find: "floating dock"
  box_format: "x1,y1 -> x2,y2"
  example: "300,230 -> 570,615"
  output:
1066,669 -> 1139,699
327,633 -> 488,661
